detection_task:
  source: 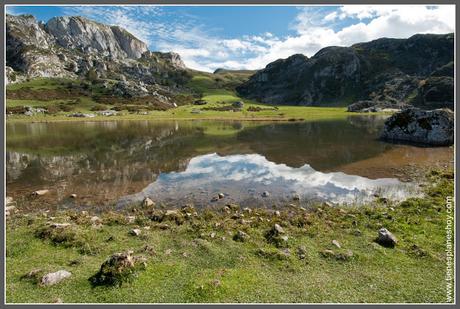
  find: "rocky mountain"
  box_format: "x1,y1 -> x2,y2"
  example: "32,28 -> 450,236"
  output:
237,33 -> 454,110
6,14 -> 189,102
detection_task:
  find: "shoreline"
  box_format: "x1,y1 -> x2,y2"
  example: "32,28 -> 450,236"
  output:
5,169 -> 454,303
5,110 -> 389,123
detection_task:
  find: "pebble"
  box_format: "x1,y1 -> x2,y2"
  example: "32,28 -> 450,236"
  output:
332,240 -> 341,248
32,189 -> 49,196
130,228 -> 141,236
262,191 -> 270,197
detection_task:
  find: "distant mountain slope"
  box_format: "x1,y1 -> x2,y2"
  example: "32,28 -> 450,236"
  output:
237,33 -> 454,109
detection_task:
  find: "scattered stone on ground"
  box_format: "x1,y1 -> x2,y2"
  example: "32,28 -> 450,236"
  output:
232,101 -> 244,109
265,224 -> 289,247
297,246 -> 307,260
20,268 -> 43,281
376,228 -> 398,248
142,197 -> 155,208
292,194 -> 300,201
211,279 -> 221,287
126,216 -> 136,223
32,189 -> 49,196
69,194 -> 77,198
89,250 -> 146,286
130,228 -> 141,236
332,240 -> 341,248
262,191 -> 270,197
6,196 -> 14,206
67,112 -> 96,118
40,270 -> 72,286
218,193 -> 225,199
233,230 -> 250,242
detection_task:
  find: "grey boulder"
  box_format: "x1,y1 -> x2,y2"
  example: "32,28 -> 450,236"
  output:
380,108 -> 453,146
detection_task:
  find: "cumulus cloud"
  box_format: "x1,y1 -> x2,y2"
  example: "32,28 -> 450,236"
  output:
53,5 -> 455,72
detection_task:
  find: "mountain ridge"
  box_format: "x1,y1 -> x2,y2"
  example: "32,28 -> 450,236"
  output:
237,33 -> 454,110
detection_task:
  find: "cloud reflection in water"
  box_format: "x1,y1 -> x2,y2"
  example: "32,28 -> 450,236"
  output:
118,153 -> 418,208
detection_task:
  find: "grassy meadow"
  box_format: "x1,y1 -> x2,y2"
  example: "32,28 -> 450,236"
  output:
5,170 -> 454,303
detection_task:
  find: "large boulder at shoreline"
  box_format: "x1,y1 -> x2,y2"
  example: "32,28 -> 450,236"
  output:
380,108 -> 453,146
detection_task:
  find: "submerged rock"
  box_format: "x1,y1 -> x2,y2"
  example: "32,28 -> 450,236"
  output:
40,270 -> 71,286
381,108 -> 453,146
376,228 -> 398,248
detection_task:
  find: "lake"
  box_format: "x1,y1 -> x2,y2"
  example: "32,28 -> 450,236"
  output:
6,116 -> 453,211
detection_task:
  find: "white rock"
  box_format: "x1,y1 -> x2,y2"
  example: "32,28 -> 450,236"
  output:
32,189 -> 49,196
40,270 -> 71,286
130,228 -> 141,236
332,240 -> 341,248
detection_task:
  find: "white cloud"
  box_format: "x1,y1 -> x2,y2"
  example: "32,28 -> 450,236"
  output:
57,5 -> 455,72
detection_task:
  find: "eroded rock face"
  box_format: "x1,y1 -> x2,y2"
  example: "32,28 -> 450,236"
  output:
380,108 -> 454,146
6,14 -> 188,90
46,16 -> 147,59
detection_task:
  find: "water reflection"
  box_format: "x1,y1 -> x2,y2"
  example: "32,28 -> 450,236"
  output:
118,153 -> 417,208
6,117 -> 446,209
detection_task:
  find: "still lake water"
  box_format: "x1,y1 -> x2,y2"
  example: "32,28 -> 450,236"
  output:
6,116 -> 452,210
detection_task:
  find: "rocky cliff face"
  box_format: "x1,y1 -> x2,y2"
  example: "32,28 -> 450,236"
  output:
45,16 -> 147,59
237,33 -> 454,109
6,14 -> 188,94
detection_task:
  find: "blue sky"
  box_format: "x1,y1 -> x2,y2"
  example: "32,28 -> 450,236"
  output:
6,5 -> 455,72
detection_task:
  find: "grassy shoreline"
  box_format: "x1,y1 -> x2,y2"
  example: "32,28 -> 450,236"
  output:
6,169 -> 454,303
6,107 -> 374,123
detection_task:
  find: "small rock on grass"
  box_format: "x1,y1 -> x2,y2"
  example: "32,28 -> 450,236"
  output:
129,228 -> 141,236
89,251 -> 146,287
262,191 -> 270,197
142,197 -> 155,208
40,270 -> 71,286
297,246 -> 308,260
69,194 -> 77,198
233,230 -> 250,242
20,268 -> 43,281
5,196 -> 14,206
376,228 -> 397,248
218,193 -> 225,199
32,189 -> 49,196
332,240 -> 341,248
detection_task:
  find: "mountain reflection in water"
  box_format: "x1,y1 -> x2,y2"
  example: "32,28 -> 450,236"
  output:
118,153 -> 418,208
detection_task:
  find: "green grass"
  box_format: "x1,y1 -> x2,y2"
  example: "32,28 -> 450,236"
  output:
6,78 -> 74,91
6,170 -> 454,303
6,75 -> 378,123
